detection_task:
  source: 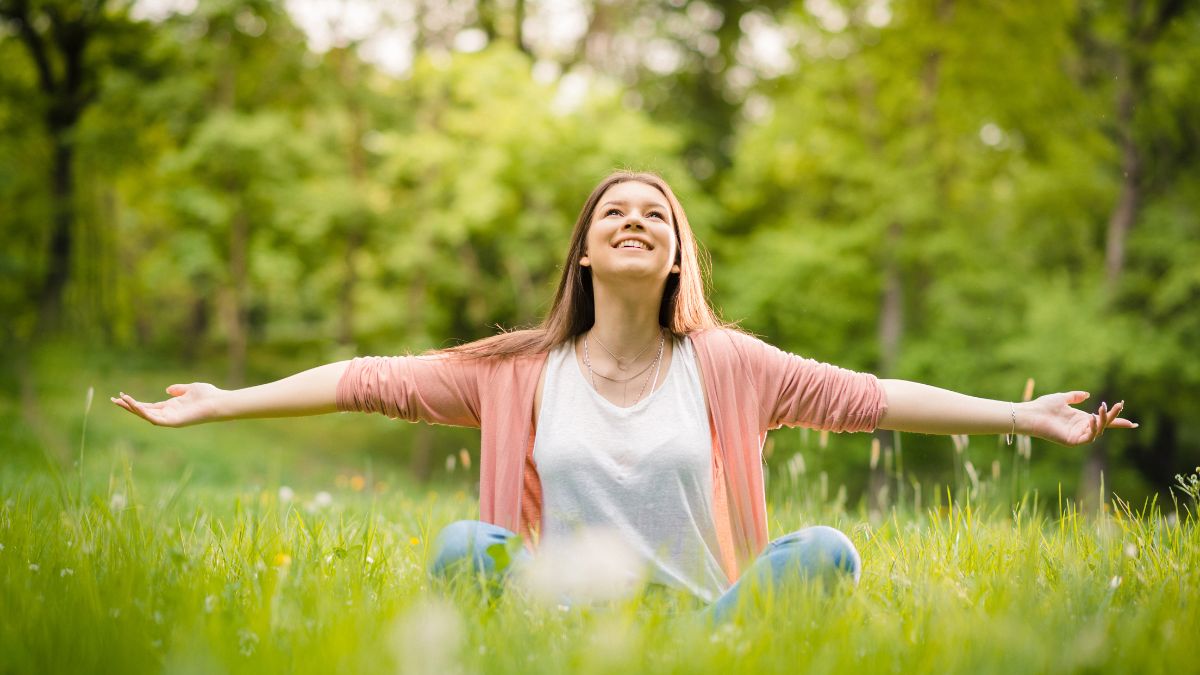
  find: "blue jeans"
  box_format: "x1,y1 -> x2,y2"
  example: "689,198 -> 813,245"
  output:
430,520 -> 861,623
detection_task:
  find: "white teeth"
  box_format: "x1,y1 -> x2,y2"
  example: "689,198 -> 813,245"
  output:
617,240 -> 647,249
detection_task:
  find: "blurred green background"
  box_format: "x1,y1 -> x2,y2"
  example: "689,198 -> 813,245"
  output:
1,0 -> 1197,509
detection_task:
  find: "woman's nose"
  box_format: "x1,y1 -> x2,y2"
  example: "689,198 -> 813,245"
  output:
623,217 -> 644,229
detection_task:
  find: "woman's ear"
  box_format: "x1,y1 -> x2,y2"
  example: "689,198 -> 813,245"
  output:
580,254 -> 591,267
670,263 -> 680,274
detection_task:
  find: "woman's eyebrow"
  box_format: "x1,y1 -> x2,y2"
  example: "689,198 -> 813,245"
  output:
599,200 -> 670,212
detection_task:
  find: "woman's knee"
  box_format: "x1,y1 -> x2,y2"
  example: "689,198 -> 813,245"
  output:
769,525 -> 861,584
430,519 -> 520,578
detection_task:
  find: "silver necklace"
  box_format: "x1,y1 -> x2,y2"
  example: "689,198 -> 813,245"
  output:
583,331 -> 666,406
591,331 -> 656,371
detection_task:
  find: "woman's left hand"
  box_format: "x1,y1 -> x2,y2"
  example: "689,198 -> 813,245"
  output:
1023,392 -> 1137,447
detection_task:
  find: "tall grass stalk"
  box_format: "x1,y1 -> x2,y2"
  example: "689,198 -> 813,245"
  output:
76,386 -> 94,509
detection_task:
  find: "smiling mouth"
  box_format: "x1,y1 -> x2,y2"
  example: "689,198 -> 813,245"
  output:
614,240 -> 652,250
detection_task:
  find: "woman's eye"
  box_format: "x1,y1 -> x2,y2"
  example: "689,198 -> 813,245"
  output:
605,208 -> 622,216
648,212 -> 664,220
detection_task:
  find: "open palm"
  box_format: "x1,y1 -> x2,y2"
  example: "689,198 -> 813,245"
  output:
1027,392 -> 1134,447
111,383 -> 223,428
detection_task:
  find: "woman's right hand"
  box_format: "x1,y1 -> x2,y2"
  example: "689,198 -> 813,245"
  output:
111,383 -> 225,427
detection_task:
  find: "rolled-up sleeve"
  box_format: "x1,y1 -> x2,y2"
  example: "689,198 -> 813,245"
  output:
741,335 -> 888,433
335,354 -> 483,428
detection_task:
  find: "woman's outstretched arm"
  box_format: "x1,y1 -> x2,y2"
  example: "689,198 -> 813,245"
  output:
877,379 -> 1136,447
111,361 -> 351,427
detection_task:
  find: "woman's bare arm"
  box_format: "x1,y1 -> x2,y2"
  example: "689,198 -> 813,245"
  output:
112,361 -> 351,427
877,379 -> 1136,447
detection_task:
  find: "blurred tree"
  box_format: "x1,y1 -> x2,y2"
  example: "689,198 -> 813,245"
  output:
2,0 -> 1196,498
717,0 -> 1200,502
530,0 -> 790,182
1075,0 -> 1195,508
0,0 -> 137,334
133,0 -> 314,383
160,110 -> 314,386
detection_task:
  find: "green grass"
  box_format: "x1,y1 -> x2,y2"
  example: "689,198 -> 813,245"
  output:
2,461 -> 1197,674
2,347 -> 1196,674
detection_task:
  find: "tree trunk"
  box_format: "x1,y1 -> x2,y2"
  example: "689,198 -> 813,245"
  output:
869,0 -> 950,514
477,0 -> 496,41
225,207 -> 249,386
1079,0 -> 1176,509
870,220 -> 904,514
37,136 -> 75,334
2,2 -> 102,335
183,293 -> 210,364
337,49 -> 366,349
338,228 -> 361,348
514,0 -> 527,55
410,424 -> 434,482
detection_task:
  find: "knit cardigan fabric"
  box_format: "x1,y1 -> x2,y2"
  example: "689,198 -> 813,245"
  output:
335,328 -> 888,581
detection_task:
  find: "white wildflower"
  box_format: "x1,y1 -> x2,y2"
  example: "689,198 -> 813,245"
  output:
1124,543 -> 1138,559
1109,575 -> 1122,589
515,527 -> 645,605
60,568 -> 74,577
278,486 -> 294,503
29,563 -> 39,572
389,598 -> 464,675
110,493 -> 127,511
366,555 -> 375,564
314,491 -> 333,508
204,594 -> 218,613
238,628 -> 259,657
585,615 -> 637,668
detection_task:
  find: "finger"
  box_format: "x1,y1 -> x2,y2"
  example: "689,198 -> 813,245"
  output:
1109,418 -> 1138,429
1089,414 -> 1100,442
1107,401 -> 1124,427
167,384 -> 186,396
119,393 -> 146,418
1096,403 -> 1108,438
121,394 -> 157,425
1065,391 -> 1090,406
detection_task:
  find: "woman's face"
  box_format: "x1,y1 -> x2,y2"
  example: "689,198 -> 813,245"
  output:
581,180 -> 680,286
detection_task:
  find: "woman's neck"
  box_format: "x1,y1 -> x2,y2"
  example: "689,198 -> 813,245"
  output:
589,282 -> 664,355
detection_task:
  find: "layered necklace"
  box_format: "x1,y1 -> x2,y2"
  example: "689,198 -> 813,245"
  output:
583,329 -> 666,407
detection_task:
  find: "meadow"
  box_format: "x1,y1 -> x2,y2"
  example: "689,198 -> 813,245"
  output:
3,442 -> 1197,674
0,348 -> 1195,675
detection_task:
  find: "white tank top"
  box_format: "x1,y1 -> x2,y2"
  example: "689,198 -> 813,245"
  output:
532,336 -> 729,601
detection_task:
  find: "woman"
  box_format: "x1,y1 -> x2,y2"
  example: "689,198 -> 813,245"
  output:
113,171 -> 1134,620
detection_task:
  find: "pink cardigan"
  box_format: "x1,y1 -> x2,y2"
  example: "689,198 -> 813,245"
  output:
336,328 -> 888,581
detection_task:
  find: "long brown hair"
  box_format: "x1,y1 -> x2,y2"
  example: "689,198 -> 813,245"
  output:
444,170 -> 727,359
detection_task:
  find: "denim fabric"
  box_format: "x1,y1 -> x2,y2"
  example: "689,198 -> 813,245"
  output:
430,520 -> 860,623
430,519 -> 532,579
705,525 -> 861,624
